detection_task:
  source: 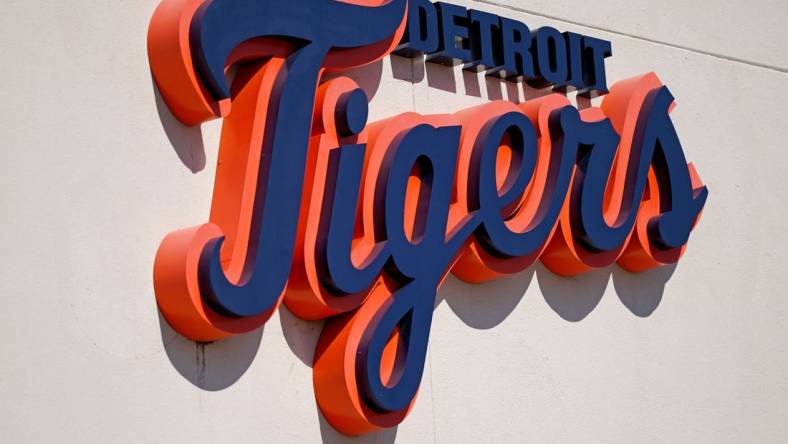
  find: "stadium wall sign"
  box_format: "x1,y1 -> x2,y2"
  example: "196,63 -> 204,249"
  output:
149,0 -> 708,435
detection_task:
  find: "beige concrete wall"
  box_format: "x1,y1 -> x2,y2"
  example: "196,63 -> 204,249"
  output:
1,0 -> 786,442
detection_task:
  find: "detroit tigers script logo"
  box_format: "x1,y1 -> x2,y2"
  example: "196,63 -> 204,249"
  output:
149,0 -> 708,435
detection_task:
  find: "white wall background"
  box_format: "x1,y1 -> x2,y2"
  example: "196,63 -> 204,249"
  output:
1,0 -> 787,442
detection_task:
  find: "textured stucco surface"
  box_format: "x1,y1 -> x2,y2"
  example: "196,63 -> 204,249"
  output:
1,1 -> 787,442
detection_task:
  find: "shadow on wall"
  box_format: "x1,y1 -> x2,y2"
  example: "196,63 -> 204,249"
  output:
156,260 -> 673,440
159,306 -> 400,443
438,269 -> 535,329
153,52 -> 675,444
318,410 -> 398,444
437,261 -> 675,329
152,79 -> 206,174
535,263 -> 676,322
157,311 -> 264,391
613,264 -> 676,317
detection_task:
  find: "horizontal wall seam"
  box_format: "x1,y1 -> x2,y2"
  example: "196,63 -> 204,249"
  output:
476,0 -> 788,75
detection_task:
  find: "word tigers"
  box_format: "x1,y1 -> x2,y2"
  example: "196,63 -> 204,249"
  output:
149,0 -> 707,435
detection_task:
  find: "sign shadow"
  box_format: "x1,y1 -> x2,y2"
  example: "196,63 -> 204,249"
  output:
151,79 -> 206,174
157,311 -> 264,391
